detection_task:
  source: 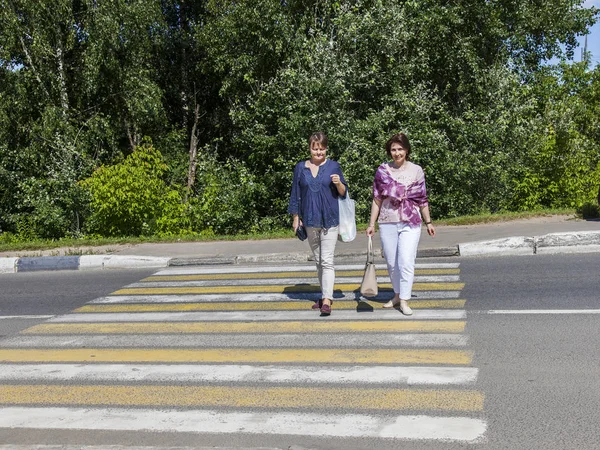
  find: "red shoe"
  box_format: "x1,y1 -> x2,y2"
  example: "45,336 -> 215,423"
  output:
312,299 -> 323,310
320,299 -> 333,315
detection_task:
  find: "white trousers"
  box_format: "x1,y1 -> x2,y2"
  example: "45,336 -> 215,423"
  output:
379,222 -> 421,300
306,226 -> 338,299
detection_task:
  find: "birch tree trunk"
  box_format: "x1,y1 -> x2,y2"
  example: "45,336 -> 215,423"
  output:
186,102 -> 201,201
55,30 -> 69,117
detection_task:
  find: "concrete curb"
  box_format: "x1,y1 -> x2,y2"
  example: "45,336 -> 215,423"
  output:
459,231 -> 600,256
79,255 -> 171,270
0,255 -> 170,274
535,230 -> 600,254
0,246 -> 459,273
0,257 -> 18,274
459,236 -> 534,256
1,231 -> 598,273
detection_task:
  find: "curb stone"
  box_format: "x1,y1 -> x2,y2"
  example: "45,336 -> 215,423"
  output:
458,236 -> 534,256
1,231 -> 598,274
0,257 -> 18,274
459,231 -> 600,256
0,255 -> 170,274
535,230 -> 600,254
17,256 -> 80,272
79,255 -> 171,270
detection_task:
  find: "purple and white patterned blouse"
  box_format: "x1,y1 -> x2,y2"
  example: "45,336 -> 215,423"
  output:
373,161 -> 429,226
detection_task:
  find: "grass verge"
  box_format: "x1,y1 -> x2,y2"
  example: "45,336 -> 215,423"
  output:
0,208 -> 579,254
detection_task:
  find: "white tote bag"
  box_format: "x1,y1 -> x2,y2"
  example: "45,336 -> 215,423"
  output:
338,192 -> 356,242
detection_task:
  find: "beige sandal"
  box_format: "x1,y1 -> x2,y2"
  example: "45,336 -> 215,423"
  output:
383,299 -> 400,308
399,300 -> 413,316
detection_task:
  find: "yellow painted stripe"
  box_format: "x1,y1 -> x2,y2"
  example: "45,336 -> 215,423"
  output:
0,348 -> 472,364
74,299 -> 466,313
0,385 -> 484,411
112,282 -> 465,296
144,268 -> 460,281
22,320 -> 466,335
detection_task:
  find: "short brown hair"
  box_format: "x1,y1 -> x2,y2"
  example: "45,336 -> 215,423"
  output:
385,133 -> 411,159
309,132 -> 328,148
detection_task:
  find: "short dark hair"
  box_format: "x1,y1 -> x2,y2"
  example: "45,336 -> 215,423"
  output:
385,133 -> 411,159
309,132 -> 328,148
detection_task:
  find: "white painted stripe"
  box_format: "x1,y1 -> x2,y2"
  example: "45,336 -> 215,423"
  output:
0,407 -> 486,441
52,309 -> 466,322
0,315 -> 54,320
155,262 -> 460,276
131,275 -> 460,287
91,291 -> 462,304
488,309 -> 600,314
0,333 -> 469,349
0,364 -> 478,385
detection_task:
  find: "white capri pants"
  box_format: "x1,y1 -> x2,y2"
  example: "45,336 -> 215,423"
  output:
306,226 -> 338,299
379,222 -> 421,300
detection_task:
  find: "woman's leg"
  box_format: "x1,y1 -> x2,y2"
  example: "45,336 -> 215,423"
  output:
379,223 -> 401,306
319,226 -> 338,304
306,227 -> 323,288
306,227 -> 324,308
397,224 -> 421,314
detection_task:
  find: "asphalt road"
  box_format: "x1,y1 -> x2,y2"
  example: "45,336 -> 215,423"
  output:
0,268 -> 156,335
460,254 -> 600,449
0,254 -> 599,449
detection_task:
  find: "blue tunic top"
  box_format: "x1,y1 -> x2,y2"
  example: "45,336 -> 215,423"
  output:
288,159 -> 348,229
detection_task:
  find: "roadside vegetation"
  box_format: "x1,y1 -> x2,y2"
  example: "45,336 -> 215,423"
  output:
1,1 -> 599,244
0,209 -> 584,254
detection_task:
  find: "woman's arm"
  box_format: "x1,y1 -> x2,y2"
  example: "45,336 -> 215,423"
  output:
366,199 -> 382,236
330,173 -> 346,196
292,214 -> 301,232
416,167 -> 435,237
288,164 -> 302,232
331,163 -> 347,197
419,204 -> 435,237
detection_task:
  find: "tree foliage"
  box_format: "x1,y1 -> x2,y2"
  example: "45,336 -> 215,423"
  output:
0,0 -> 598,238
80,138 -> 187,236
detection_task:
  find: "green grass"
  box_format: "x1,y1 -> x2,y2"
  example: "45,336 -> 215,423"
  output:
431,208 -> 577,226
0,208 -> 579,253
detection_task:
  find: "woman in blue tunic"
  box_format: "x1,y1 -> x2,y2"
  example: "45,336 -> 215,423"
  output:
288,132 -> 348,315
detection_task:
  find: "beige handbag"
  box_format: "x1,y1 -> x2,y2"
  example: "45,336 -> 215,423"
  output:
360,236 -> 378,297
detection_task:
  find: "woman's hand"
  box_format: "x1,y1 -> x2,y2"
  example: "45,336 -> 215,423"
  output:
292,215 -> 300,233
331,174 -> 346,196
426,223 -> 435,237
367,199 -> 381,237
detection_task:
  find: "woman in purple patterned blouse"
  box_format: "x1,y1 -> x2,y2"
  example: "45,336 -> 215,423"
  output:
366,133 -> 435,315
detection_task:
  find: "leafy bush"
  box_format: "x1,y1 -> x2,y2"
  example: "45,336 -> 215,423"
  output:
6,176 -> 90,240
188,149 -> 262,235
80,138 -> 188,236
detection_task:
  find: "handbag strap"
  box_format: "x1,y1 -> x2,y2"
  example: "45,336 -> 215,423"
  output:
366,236 -> 374,264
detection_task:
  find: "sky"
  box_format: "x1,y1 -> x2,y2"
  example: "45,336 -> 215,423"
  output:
578,0 -> 600,65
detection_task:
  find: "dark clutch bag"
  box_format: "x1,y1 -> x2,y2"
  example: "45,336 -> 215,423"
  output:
296,225 -> 307,241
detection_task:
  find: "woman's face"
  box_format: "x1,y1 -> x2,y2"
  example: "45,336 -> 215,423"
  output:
390,142 -> 408,166
310,141 -> 327,164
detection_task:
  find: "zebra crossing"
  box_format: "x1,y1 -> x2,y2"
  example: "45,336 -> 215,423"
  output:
0,262 -> 486,444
